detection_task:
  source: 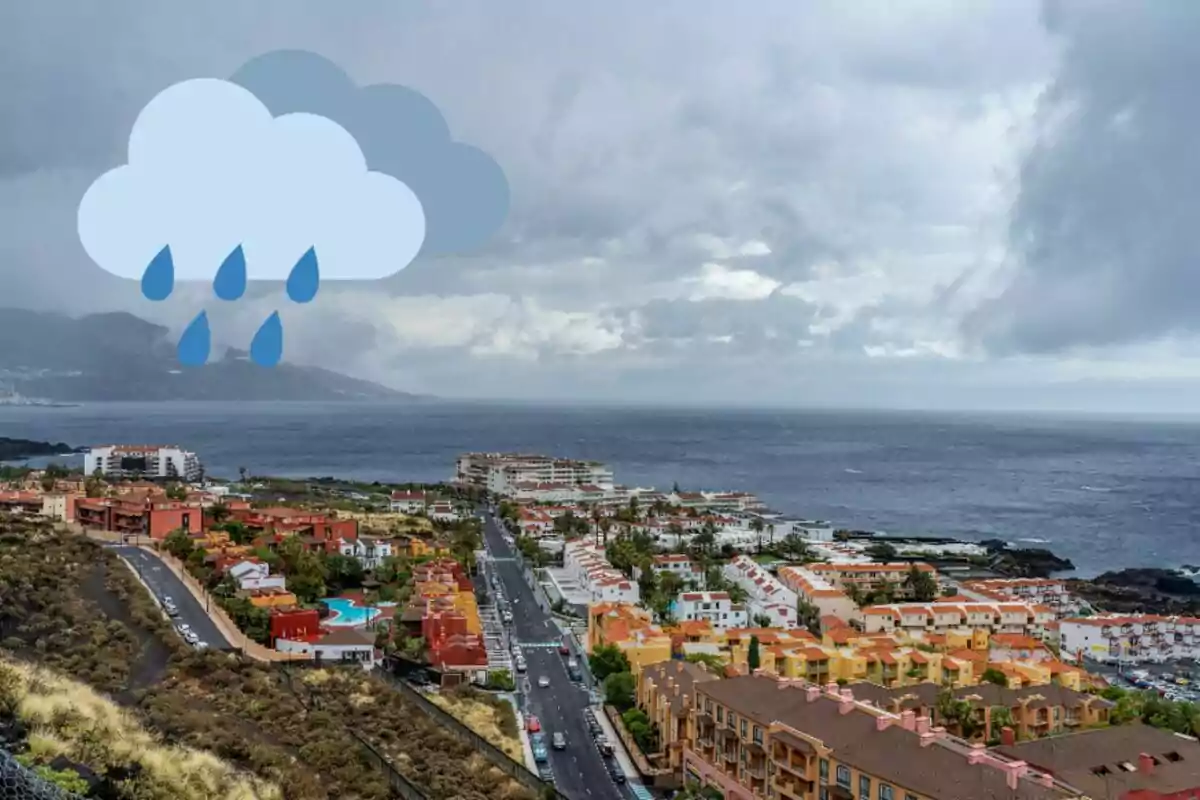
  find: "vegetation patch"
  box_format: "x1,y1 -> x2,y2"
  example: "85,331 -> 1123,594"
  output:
424,686 -> 522,761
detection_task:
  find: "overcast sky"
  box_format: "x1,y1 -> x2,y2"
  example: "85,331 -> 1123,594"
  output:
3,0 -> 1200,411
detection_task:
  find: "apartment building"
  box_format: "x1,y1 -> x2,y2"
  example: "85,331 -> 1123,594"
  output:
724,556 -> 799,629
1059,614 -> 1200,664
389,490 -> 428,514
651,554 -> 704,584
76,495 -> 204,539
685,674 -> 1076,800
846,681 -> 1114,743
807,562 -> 939,598
996,723 -> 1200,799
777,566 -> 857,623
857,601 -> 1054,640
338,534 -> 393,569
673,591 -> 749,632
588,602 -> 673,673
638,660 -> 721,771
564,540 -> 640,604
455,452 -> 614,494
961,578 -> 1085,618
84,445 -> 202,482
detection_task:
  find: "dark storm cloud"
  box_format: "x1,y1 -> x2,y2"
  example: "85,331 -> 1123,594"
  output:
967,1 -> 1200,353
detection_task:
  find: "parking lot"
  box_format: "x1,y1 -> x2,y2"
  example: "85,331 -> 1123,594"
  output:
1087,657 -> 1200,702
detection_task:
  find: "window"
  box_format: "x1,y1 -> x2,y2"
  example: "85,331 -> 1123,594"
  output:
753,726 -> 762,745
836,765 -> 851,788
879,786 -> 893,800
905,794 -> 918,800
819,759 -> 829,780
859,774 -> 871,799
740,720 -> 748,737
717,707 -> 724,723
819,790 -> 828,800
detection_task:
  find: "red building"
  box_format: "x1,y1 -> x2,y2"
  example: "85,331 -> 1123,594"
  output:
269,608 -> 322,645
76,496 -> 204,539
423,610 -> 487,672
226,507 -> 357,544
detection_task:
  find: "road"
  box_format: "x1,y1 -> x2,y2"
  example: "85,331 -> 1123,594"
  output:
480,511 -> 628,800
112,546 -> 233,650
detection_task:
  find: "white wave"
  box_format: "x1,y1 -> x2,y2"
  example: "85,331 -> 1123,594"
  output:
844,468 -> 863,474
1017,537 -> 1049,544
1080,485 -> 1114,493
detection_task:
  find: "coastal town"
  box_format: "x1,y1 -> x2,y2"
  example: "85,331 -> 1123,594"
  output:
3,445 -> 1200,799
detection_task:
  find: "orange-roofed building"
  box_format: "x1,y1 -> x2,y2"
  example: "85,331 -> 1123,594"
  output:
588,602 -> 672,672
75,495 -> 205,539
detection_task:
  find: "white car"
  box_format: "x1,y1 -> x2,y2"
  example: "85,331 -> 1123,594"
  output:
194,641 -> 209,650
538,676 -> 551,688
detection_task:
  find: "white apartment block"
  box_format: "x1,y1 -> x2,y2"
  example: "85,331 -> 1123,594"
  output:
389,491 -> 428,514
456,452 -> 614,494
338,536 -> 393,569
427,502 -> 461,522
856,601 -> 1054,639
84,445 -> 202,482
650,554 -> 703,584
723,555 -> 799,629
563,540 -> 640,604
227,560 -> 288,591
961,578 -> 1086,618
1059,615 -> 1200,664
786,519 -> 835,541
777,566 -> 857,623
672,591 -> 748,631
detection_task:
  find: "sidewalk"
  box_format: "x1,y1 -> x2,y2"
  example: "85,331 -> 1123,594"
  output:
595,705 -> 653,797
146,548 -> 308,663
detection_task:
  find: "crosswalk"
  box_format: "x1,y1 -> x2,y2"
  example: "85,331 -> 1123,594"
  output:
630,784 -> 654,800
516,642 -> 563,650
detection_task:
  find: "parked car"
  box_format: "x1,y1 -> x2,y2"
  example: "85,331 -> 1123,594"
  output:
538,765 -> 555,783
527,715 -> 541,733
538,675 -> 551,688
552,732 -> 566,750
558,641 -> 571,656
194,641 -> 208,650
607,761 -> 626,784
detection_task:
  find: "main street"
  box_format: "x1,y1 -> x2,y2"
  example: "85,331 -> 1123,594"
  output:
479,510 -> 629,800
112,545 -> 233,650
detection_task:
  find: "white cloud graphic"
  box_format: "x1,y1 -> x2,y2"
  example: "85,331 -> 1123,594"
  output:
77,78 -> 425,282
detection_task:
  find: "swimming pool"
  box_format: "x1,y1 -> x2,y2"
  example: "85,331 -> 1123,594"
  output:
322,597 -> 382,627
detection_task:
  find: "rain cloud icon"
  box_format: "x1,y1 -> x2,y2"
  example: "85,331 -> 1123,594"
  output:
77,51 -> 509,368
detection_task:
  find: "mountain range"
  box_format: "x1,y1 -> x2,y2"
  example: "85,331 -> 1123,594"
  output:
0,309 -> 411,402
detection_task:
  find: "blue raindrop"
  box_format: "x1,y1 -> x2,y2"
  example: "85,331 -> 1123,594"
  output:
213,245 -> 247,301
141,246 -> 174,301
286,247 -> 320,303
177,311 -> 210,367
250,311 -> 284,367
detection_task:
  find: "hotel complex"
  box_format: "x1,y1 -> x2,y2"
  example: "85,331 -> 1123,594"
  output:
83,444 -> 203,482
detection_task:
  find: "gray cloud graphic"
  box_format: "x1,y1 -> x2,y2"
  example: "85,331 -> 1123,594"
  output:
230,49 -> 509,256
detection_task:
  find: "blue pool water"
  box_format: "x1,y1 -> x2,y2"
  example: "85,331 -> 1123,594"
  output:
322,597 -> 381,627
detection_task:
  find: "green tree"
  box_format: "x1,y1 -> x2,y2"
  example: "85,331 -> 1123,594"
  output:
604,671 -> 636,711
750,517 -> 765,553
748,635 -> 761,671
589,644 -> 632,681
685,653 -> 726,671
162,528 -> 194,561
777,533 -> 811,561
866,541 -> 898,561
988,706 -> 1017,744
981,668 -> 1009,687
621,708 -> 658,753
323,553 -> 366,594
905,565 -> 938,602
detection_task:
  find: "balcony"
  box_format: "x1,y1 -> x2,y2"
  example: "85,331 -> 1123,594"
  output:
773,776 -> 812,799
745,762 -> 766,780
722,749 -> 738,765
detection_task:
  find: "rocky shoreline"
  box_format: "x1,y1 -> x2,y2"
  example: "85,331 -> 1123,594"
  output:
1068,568 -> 1200,616
0,436 -> 79,462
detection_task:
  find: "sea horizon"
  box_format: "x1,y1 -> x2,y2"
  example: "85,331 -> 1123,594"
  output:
3,400 -> 1199,578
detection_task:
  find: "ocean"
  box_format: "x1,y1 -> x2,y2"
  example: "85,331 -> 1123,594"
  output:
2,401 -> 1198,578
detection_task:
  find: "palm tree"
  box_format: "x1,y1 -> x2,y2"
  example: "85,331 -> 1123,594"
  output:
750,517 -> 765,553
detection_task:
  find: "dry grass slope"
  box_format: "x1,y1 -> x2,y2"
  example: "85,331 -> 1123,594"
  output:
0,514 -> 536,800
0,655 -> 282,800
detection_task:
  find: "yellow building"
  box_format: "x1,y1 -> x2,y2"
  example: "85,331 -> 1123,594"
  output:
588,602 -> 673,673
245,587 -> 299,608
637,660 -> 720,771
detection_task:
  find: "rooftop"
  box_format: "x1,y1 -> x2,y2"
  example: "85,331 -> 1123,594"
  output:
696,675 -> 1068,799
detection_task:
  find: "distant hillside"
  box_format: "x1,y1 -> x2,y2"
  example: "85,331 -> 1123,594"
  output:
0,309 -> 412,402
